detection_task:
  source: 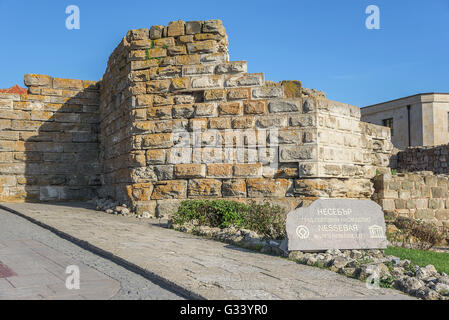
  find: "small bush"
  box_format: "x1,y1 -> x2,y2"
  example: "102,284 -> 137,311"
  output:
172,199 -> 286,239
245,202 -> 285,239
393,216 -> 445,250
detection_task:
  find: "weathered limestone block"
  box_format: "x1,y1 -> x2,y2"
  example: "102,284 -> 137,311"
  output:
246,178 -> 292,198
215,62 -> 247,74
194,103 -> 216,117
233,163 -> 262,177
222,179 -> 246,197
174,164 -> 206,178
252,85 -> 283,99
156,199 -> 183,218
152,180 -> 187,199
243,100 -> 267,115
188,179 -> 222,197
225,73 -> 264,87
218,102 -> 242,115
150,25 -> 164,39
186,21 -> 203,35
191,75 -> 223,89
204,89 -> 226,101
126,28 -> 149,41
187,41 -> 218,54
268,99 -> 300,113
207,164 -> 233,178
279,145 -> 317,162
168,20 -> 185,37
24,74 -> 52,87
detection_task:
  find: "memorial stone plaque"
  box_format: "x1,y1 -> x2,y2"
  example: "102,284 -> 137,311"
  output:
286,199 -> 388,251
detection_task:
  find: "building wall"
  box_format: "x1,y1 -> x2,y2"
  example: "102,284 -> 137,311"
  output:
115,20 -> 393,216
361,94 -> 449,150
431,94 -> 449,146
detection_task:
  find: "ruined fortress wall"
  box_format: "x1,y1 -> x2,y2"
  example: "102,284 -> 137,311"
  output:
113,19 -> 393,216
0,19 -> 393,216
395,144 -> 449,174
98,36 -> 136,204
0,75 -> 101,202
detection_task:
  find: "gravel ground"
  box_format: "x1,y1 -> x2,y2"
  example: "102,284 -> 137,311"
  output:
0,208 -> 184,300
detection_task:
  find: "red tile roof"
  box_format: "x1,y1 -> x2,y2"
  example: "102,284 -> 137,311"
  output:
0,85 -> 27,95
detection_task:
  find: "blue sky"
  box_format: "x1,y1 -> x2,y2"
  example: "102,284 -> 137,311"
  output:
0,0 -> 448,107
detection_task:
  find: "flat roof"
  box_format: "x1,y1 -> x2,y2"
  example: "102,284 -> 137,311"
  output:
363,92 -> 449,109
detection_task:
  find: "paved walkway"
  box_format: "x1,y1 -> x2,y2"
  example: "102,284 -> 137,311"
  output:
0,217 -> 120,300
0,202 -> 413,300
0,208 -> 184,300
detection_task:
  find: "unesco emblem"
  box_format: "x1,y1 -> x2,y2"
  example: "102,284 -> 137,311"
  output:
296,226 -> 310,240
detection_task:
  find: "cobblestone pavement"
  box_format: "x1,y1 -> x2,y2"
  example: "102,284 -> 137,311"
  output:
0,202 -> 414,300
0,208 -> 184,300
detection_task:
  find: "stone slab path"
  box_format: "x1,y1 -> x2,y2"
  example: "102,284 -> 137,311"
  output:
0,202 -> 413,300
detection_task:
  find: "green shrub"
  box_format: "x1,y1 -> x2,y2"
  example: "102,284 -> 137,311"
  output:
245,202 -> 285,239
172,199 -> 286,239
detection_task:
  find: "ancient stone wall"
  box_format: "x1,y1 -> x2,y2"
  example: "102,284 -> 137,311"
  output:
0,75 -> 100,202
395,144 -> 449,174
373,172 -> 449,226
0,19 -> 394,216
108,19 -> 393,216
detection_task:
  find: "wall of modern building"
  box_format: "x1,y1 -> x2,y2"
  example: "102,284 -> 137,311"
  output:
361,93 -> 449,150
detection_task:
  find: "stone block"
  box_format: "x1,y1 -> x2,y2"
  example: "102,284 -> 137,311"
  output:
24,74 -> 52,87
255,115 -> 288,128
268,99 -> 300,113
243,100 -> 267,114
152,180 -> 187,199
185,21 -> 202,35
156,199 -> 183,218
435,209 -> 449,221
208,117 -> 231,129
52,78 -> 83,90
215,62 -> 247,74
183,64 -> 214,76
167,20 -> 185,37
218,102 -> 242,115
233,163 -> 262,177
252,86 -> 283,99
188,179 -> 222,197
246,178 -> 291,198
126,28 -> 149,41
204,89 -> 226,101
415,209 -> 435,220
142,133 -> 173,149
174,164 -> 206,178
207,163 -> 233,177
432,187 -> 447,198
279,145 -> 316,162
172,104 -> 195,118
222,179 -> 246,197
187,41 -> 218,54
146,149 -> 166,165
194,103 -> 216,117
147,80 -> 171,94
191,75 -> 223,89
150,25 -> 164,39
